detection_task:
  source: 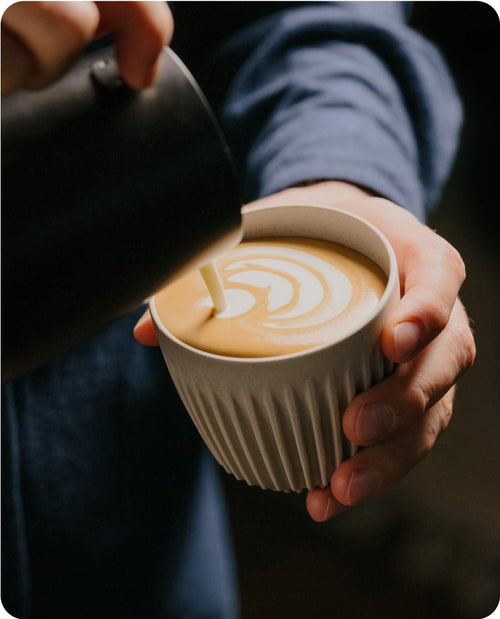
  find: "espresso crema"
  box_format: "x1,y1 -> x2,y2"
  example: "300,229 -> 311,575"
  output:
154,237 -> 387,357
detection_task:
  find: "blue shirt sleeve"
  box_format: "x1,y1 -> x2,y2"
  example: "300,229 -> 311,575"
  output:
202,2 -> 462,220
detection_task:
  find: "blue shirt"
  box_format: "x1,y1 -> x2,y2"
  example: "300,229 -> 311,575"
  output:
2,3 -> 462,617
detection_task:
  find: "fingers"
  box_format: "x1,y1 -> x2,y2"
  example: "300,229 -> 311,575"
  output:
1,1 -> 174,94
331,390 -> 455,506
247,188 -> 468,368
307,390 -> 455,521
306,299 -> 475,520
2,1 -> 100,92
298,190 -> 467,366
336,300 -> 474,507
344,299 -> 475,448
244,186 -> 474,522
96,1 -> 173,89
133,309 -> 159,346
381,228 -> 467,363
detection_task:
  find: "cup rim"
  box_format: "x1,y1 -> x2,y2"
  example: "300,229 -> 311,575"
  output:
150,203 -> 398,364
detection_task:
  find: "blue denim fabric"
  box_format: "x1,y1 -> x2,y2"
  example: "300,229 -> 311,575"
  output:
171,2 -> 461,214
2,310 -> 238,618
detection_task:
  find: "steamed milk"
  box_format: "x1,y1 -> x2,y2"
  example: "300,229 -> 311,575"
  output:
199,261 -> 226,313
154,237 -> 387,357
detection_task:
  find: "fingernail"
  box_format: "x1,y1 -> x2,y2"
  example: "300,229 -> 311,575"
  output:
322,495 -> 335,522
356,403 -> 394,444
394,321 -> 421,361
347,469 -> 382,504
321,494 -> 346,522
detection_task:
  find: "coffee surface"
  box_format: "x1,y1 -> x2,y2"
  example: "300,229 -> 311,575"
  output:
154,237 -> 387,357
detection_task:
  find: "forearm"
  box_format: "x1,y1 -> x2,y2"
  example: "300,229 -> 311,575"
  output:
205,2 -> 462,220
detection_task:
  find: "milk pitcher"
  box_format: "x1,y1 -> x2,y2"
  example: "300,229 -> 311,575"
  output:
2,46 -> 242,381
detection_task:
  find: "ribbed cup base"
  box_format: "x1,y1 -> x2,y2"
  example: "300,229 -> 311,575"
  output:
165,343 -> 392,492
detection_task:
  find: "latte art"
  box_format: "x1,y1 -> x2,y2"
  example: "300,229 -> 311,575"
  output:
155,238 -> 387,357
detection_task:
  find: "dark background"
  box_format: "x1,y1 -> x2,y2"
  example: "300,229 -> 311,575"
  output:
221,4 -> 500,618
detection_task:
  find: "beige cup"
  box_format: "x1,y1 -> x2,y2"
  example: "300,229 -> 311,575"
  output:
150,204 -> 399,492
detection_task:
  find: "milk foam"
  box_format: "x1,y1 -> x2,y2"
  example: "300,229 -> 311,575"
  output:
199,288 -> 255,318
154,237 -> 387,357
221,248 -> 353,328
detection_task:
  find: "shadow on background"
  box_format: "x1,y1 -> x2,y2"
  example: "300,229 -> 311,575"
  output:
222,4 -> 500,618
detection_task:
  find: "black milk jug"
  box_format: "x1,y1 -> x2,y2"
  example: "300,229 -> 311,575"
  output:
2,46 -> 242,381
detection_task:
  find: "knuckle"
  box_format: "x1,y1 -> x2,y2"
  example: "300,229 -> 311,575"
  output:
420,419 -> 439,456
406,378 -> 430,415
465,333 -> 477,367
439,396 -> 454,433
459,326 -> 477,370
437,236 -> 467,284
422,294 -> 451,335
416,399 -> 453,458
433,393 -> 454,439
448,310 -> 477,372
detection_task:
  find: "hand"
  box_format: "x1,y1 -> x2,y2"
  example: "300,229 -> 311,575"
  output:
133,181 -> 476,521
248,181 -> 475,521
1,1 -> 174,94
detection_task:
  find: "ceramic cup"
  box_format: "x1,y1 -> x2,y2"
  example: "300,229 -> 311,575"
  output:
150,204 -> 399,492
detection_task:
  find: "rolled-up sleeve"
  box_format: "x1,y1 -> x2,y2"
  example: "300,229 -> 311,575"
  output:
210,2 -> 462,220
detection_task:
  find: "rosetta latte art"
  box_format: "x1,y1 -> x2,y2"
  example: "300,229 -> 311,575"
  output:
210,248 -> 355,325
155,238 -> 387,357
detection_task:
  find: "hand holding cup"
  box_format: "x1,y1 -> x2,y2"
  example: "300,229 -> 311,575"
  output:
135,182 -> 475,521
